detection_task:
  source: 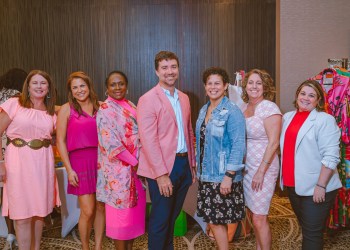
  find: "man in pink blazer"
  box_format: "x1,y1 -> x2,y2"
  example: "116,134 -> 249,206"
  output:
137,51 -> 196,250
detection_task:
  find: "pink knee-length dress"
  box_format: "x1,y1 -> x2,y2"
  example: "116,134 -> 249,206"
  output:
243,100 -> 282,215
0,98 -> 60,219
66,106 -> 98,195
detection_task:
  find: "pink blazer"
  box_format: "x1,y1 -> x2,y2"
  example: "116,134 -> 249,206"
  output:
137,84 -> 196,179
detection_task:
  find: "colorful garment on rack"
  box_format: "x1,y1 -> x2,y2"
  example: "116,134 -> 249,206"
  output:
311,68 -> 349,144
311,68 -> 350,229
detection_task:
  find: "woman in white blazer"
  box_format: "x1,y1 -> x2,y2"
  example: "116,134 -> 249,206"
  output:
280,80 -> 342,250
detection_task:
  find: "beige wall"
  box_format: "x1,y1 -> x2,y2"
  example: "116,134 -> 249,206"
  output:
277,0 -> 350,113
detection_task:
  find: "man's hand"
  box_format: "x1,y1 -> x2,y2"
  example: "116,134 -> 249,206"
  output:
156,174 -> 173,197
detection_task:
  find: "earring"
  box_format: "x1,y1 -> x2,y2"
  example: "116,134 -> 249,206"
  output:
46,93 -> 51,99
126,90 -> 129,95
105,91 -> 108,96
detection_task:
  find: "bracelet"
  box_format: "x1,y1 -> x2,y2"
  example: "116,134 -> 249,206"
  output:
262,159 -> 271,165
225,171 -> 236,179
316,183 -> 326,190
0,160 -> 4,163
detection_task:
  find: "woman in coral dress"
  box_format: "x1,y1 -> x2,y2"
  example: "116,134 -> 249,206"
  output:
0,70 -> 60,250
96,70 -> 145,250
242,69 -> 282,250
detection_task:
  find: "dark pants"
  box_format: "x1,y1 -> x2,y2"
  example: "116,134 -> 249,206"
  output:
147,156 -> 192,250
287,187 -> 338,250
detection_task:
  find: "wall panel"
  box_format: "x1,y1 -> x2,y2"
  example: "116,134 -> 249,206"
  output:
0,0 -> 275,122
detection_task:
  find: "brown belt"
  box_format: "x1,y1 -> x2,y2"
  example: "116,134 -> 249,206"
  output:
7,138 -> 52,150
176,152 -> 188,157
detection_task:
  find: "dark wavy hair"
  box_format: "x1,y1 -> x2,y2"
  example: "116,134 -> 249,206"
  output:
66,71 -> 99,116
241,69 -> 275,103
19,70 -> 56,115
0,68 -> 27,91
293,80 -> 325,112
154,51 -> 179,70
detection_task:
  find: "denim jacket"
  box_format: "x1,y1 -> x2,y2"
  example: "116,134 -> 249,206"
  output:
196,96 -> 246,183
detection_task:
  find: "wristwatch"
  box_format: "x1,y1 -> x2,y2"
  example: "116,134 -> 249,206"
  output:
225,171 -> 236,178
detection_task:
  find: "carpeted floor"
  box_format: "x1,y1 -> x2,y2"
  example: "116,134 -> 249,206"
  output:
1,196 -> 350,250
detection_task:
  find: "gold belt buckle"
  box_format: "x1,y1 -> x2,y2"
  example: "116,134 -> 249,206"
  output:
28,139 -> 44,150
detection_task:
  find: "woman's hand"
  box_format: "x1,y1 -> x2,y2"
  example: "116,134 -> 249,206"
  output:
313,185 -> 326,203
220,176 -> 232,195
0,161 -> 6,182
67,170 -> 79,187
191,166 -> 197,184
251,170 -> 264,192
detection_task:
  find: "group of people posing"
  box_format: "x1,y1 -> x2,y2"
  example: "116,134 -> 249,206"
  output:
0,50 -> 342,250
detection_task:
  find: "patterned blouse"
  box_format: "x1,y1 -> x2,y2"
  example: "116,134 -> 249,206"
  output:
96,97 -> 140,209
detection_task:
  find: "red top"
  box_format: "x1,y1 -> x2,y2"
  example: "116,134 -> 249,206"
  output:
282,111 -> 310,187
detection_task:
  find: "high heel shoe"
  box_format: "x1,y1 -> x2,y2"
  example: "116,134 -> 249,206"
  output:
5,233 -> 17,250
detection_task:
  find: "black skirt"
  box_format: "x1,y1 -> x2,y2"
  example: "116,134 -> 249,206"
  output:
197,180 -> 245,224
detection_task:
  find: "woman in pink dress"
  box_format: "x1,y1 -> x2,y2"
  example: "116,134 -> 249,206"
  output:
0,70 -> 60,250
96,71 -> 146,250
56,72 -> 105,250
242,69 -> 282,250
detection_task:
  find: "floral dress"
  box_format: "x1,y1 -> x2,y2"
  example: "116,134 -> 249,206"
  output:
196,121 -> 245,224
96,97 -> 145,240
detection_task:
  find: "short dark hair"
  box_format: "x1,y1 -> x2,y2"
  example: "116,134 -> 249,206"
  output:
105,70 -> 129,87
293,80 -> 325,112
0,68 -> 27,91
202,67 -> 230,84
154,51 -> 179,70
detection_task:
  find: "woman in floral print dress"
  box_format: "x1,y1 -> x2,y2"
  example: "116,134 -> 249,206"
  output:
96,71 -> 145,250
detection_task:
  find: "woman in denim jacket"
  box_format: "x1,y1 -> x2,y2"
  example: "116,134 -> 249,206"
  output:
196,67 -> 246,250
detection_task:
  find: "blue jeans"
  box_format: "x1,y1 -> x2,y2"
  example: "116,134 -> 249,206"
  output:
287,187 -> 338,250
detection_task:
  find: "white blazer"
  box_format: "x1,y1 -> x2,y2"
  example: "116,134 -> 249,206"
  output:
280,109 -> 342,196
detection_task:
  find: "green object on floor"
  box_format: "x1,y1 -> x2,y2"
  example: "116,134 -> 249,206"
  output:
174,210 -> 187,236
146,203 -> 188,236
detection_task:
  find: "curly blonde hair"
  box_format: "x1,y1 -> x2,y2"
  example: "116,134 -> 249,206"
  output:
241,69 -> 275,103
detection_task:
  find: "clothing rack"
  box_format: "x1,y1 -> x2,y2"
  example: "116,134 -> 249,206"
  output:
311,62 -> 350,229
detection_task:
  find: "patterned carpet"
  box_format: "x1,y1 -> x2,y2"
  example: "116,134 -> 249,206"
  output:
1,196 -> 350,250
